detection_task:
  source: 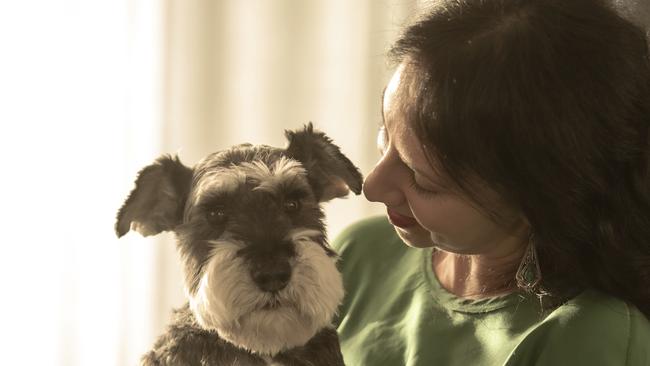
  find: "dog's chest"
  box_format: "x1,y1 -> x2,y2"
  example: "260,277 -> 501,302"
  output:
260,355 -> 285,366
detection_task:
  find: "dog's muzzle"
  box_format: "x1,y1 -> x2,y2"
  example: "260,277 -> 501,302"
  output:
188,230 -> 343,355
250,259 -> 292,293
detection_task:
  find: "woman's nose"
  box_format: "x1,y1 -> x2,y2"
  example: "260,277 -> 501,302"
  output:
363,153 -> 407,207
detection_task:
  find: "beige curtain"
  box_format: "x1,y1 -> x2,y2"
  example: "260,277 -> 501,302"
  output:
0,0 -> 168,365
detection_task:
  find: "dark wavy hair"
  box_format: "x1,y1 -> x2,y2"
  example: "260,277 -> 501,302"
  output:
390,0 -> 650,317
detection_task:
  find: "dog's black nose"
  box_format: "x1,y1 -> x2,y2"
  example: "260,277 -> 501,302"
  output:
252,263 -> 292,293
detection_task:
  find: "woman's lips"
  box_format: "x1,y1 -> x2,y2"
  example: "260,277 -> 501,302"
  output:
387,209 -> 418,228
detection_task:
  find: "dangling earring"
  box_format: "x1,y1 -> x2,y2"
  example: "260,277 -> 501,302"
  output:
516,232 -> 542,292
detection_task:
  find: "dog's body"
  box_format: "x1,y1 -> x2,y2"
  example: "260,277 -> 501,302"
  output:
141,304 -> 343,366
116,124 -> 361,365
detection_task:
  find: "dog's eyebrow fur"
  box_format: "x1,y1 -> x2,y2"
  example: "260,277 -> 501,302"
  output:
241,157 -> 310,196
241,157 -> 306,180
189,156 -> 311,216
190,168 -> 246,207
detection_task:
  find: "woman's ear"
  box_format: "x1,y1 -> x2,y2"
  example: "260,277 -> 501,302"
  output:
115,154 -> 193,238
284,122 -> 363,202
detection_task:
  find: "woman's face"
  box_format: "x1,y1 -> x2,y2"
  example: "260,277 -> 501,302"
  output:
363,64 -> 528,254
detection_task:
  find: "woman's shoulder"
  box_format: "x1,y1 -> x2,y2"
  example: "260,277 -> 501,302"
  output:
332,216 -> 394,243
330,216 -> 428,335
507,290 -> 650,365
330,216 -> 409,264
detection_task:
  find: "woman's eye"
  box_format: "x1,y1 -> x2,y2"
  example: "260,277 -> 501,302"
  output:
206,208 -> 228,225
409,179 -> 439,197
284,200 -> 300,213
377,126 -> 389,155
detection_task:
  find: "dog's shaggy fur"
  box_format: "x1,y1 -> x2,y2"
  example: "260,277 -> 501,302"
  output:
140,305 -> 344,366
116,124 -> 361,365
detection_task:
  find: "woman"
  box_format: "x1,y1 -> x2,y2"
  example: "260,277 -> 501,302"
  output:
332,0 -> 650,365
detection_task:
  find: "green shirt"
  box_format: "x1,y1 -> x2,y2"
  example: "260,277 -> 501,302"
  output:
331,216 -> 650,366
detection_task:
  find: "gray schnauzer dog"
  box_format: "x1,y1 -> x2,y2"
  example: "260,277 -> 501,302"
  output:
115,123 -> 361,366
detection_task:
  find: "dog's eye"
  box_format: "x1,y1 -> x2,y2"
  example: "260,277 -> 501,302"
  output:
206,208 -> 228,225
284,200 -> 300,213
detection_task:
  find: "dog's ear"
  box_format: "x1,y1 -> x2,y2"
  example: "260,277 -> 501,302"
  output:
115,154 -> 193,238
284,122 -> 363,202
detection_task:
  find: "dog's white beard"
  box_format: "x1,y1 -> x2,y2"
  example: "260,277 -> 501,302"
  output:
188,231 -> 343,356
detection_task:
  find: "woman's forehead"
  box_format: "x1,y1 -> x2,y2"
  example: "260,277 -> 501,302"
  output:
383,64 -> 405,114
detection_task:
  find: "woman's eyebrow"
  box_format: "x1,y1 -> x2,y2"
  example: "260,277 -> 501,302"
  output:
388,131 -> 448,188
394,143 -> 445,186
396,149 -> 423,176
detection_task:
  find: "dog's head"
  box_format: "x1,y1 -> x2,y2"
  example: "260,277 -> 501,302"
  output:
115,123 -> 362,355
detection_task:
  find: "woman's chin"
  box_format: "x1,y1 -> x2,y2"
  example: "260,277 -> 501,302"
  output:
393,225 -> 435,248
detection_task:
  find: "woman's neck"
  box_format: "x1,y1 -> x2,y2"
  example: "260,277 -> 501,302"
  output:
432,241 -> 527,299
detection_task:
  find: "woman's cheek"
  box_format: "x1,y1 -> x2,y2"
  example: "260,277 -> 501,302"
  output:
409,196 -> 453,233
